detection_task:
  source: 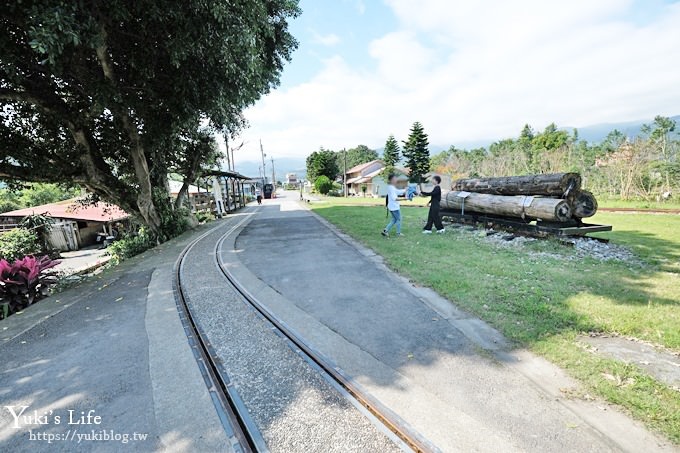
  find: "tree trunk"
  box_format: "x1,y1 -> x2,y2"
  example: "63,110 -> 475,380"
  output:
566,190 -> 598,218
128,140 -> 162,233
441,191 -> 572,222
96,30 -> 162,235
452,173 -> 581,196
175,181 -> 190,211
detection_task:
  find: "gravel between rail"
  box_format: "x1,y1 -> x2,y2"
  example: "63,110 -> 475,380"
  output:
178,212 -> 404,453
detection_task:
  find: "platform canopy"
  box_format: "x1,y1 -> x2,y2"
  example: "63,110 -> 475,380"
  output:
203,170 -> 252,180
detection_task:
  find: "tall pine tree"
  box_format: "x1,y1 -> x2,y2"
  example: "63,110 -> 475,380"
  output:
402,122 -> 430,183
382,135 -> 400,167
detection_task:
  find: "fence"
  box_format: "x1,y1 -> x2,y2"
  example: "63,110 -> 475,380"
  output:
0,222 -> 80,251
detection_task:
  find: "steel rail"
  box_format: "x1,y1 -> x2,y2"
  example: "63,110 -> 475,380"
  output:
174,218 -> 268,453
214,223 -> 439,453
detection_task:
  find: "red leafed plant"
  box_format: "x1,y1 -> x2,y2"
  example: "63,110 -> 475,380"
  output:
0,255 -> 60,319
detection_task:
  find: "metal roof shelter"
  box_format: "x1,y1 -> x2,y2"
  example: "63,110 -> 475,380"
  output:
203,170 -> 252,214
0,199 -> 128,223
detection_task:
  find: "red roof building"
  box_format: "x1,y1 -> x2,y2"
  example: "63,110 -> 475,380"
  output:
0,199 -> 129,251
0,199 -> 128,223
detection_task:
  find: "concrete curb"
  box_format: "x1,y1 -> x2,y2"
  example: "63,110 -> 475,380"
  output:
68,255 -> 112,276
146,267 -> 231,452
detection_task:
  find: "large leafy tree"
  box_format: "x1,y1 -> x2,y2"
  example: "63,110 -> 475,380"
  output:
382,135 -> 400,167
337,144 -> 379,172
0,1 -> 299,237
402,122 -> 431,183
306,148 -> 339,181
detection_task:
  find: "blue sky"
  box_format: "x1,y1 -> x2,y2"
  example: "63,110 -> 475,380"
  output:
230,0 -> 680,161
278,1 -> 397,87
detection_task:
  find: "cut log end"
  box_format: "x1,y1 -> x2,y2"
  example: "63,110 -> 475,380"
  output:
554,201 -> 573,222
568,190 -> 598,218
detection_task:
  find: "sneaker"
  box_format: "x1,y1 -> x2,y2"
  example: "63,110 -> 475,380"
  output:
397,233 -> 405,237
381,230 -> 389,237
422,230 -> 432,234
436,228 -> 446,234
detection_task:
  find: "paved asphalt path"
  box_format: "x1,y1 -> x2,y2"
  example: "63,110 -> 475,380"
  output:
234,191 -> 674,453
0,225 -> 232,452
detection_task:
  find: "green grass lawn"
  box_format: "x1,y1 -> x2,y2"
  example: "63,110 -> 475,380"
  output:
309,194 -> 680,210
598,198 -> 680,210
312,204 -> 680,443
307,194 -> 427,207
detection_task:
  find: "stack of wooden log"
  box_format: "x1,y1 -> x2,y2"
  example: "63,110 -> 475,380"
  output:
441,173 -> 598,223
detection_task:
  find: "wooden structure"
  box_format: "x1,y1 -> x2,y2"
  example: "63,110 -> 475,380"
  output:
204,170 -> 252,214
441,191 -> 572,222
0,200 -> 128,251
442,173 -> 610,238
452,173 -> 581,197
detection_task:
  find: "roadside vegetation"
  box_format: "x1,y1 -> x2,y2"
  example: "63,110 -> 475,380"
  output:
431,117 -> 679,204
312,202 -> 680,443
2,1 -> 299,240
0,183 -> 79,214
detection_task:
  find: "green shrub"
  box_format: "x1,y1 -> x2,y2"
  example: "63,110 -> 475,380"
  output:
20,213 -> 54,251
195,211 -> 215,223
314,175 -> 333,195
153,188 -> 190,241
106,228 -> 155,264
0,200 -> 20,214
0,228 -> 41,262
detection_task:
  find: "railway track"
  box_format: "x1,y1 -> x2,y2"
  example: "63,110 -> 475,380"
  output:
174,218 -> 436,453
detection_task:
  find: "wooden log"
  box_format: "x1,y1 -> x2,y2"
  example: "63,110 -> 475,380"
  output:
452,173 -> 581,196
566,190 -> 598,218
441,191 -> 572,222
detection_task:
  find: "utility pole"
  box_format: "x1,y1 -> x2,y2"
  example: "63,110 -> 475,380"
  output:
270,156 -> 276,189
343,148 -> 347,197
223,132 -> 232,171
259,139 -> 267,185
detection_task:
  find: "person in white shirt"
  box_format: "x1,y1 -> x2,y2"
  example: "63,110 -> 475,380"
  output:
382,174 -> 407,237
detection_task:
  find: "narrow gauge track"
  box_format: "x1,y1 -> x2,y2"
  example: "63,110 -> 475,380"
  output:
175,217 -> 437,453
174,221 -> 265,453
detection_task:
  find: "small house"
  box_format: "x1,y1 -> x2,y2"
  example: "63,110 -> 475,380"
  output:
344,160 -> 410,196
0,199 -> 128,251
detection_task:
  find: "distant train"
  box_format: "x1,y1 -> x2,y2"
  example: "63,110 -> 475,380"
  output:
263,183 -> 274,199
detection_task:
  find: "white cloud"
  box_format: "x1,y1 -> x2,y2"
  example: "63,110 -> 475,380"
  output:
310,30 -> 341,46
238,0 -> 680,159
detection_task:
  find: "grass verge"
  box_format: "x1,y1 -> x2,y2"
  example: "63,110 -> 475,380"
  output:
311,203 -> 680,443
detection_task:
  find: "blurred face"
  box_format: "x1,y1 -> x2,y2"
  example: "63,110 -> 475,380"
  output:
389,176 -> 397,185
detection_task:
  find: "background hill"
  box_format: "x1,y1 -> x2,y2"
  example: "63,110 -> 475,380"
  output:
231,114 -> 680,179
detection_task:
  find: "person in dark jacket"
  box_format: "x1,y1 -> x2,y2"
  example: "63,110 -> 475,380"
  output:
421,175 -> 445,234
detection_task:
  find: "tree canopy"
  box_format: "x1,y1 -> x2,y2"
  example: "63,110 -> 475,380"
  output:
382,135 -> 400,167
336,145 -> 379,172
430,116 -> 679,200
0,1 -> 300,237
306,148 -> 339,182
0,183 -> 79,214
402,122 -> 431,183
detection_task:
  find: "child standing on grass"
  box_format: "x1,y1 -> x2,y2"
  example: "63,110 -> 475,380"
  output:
382,174 -> 406,237
421,175 -> 445,234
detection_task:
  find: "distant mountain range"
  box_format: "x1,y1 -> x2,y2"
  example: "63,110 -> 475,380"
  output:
561,114 -> 680,143
231,157 -> 308,181
446,114 -> 680,150
231,114 -> 680,179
